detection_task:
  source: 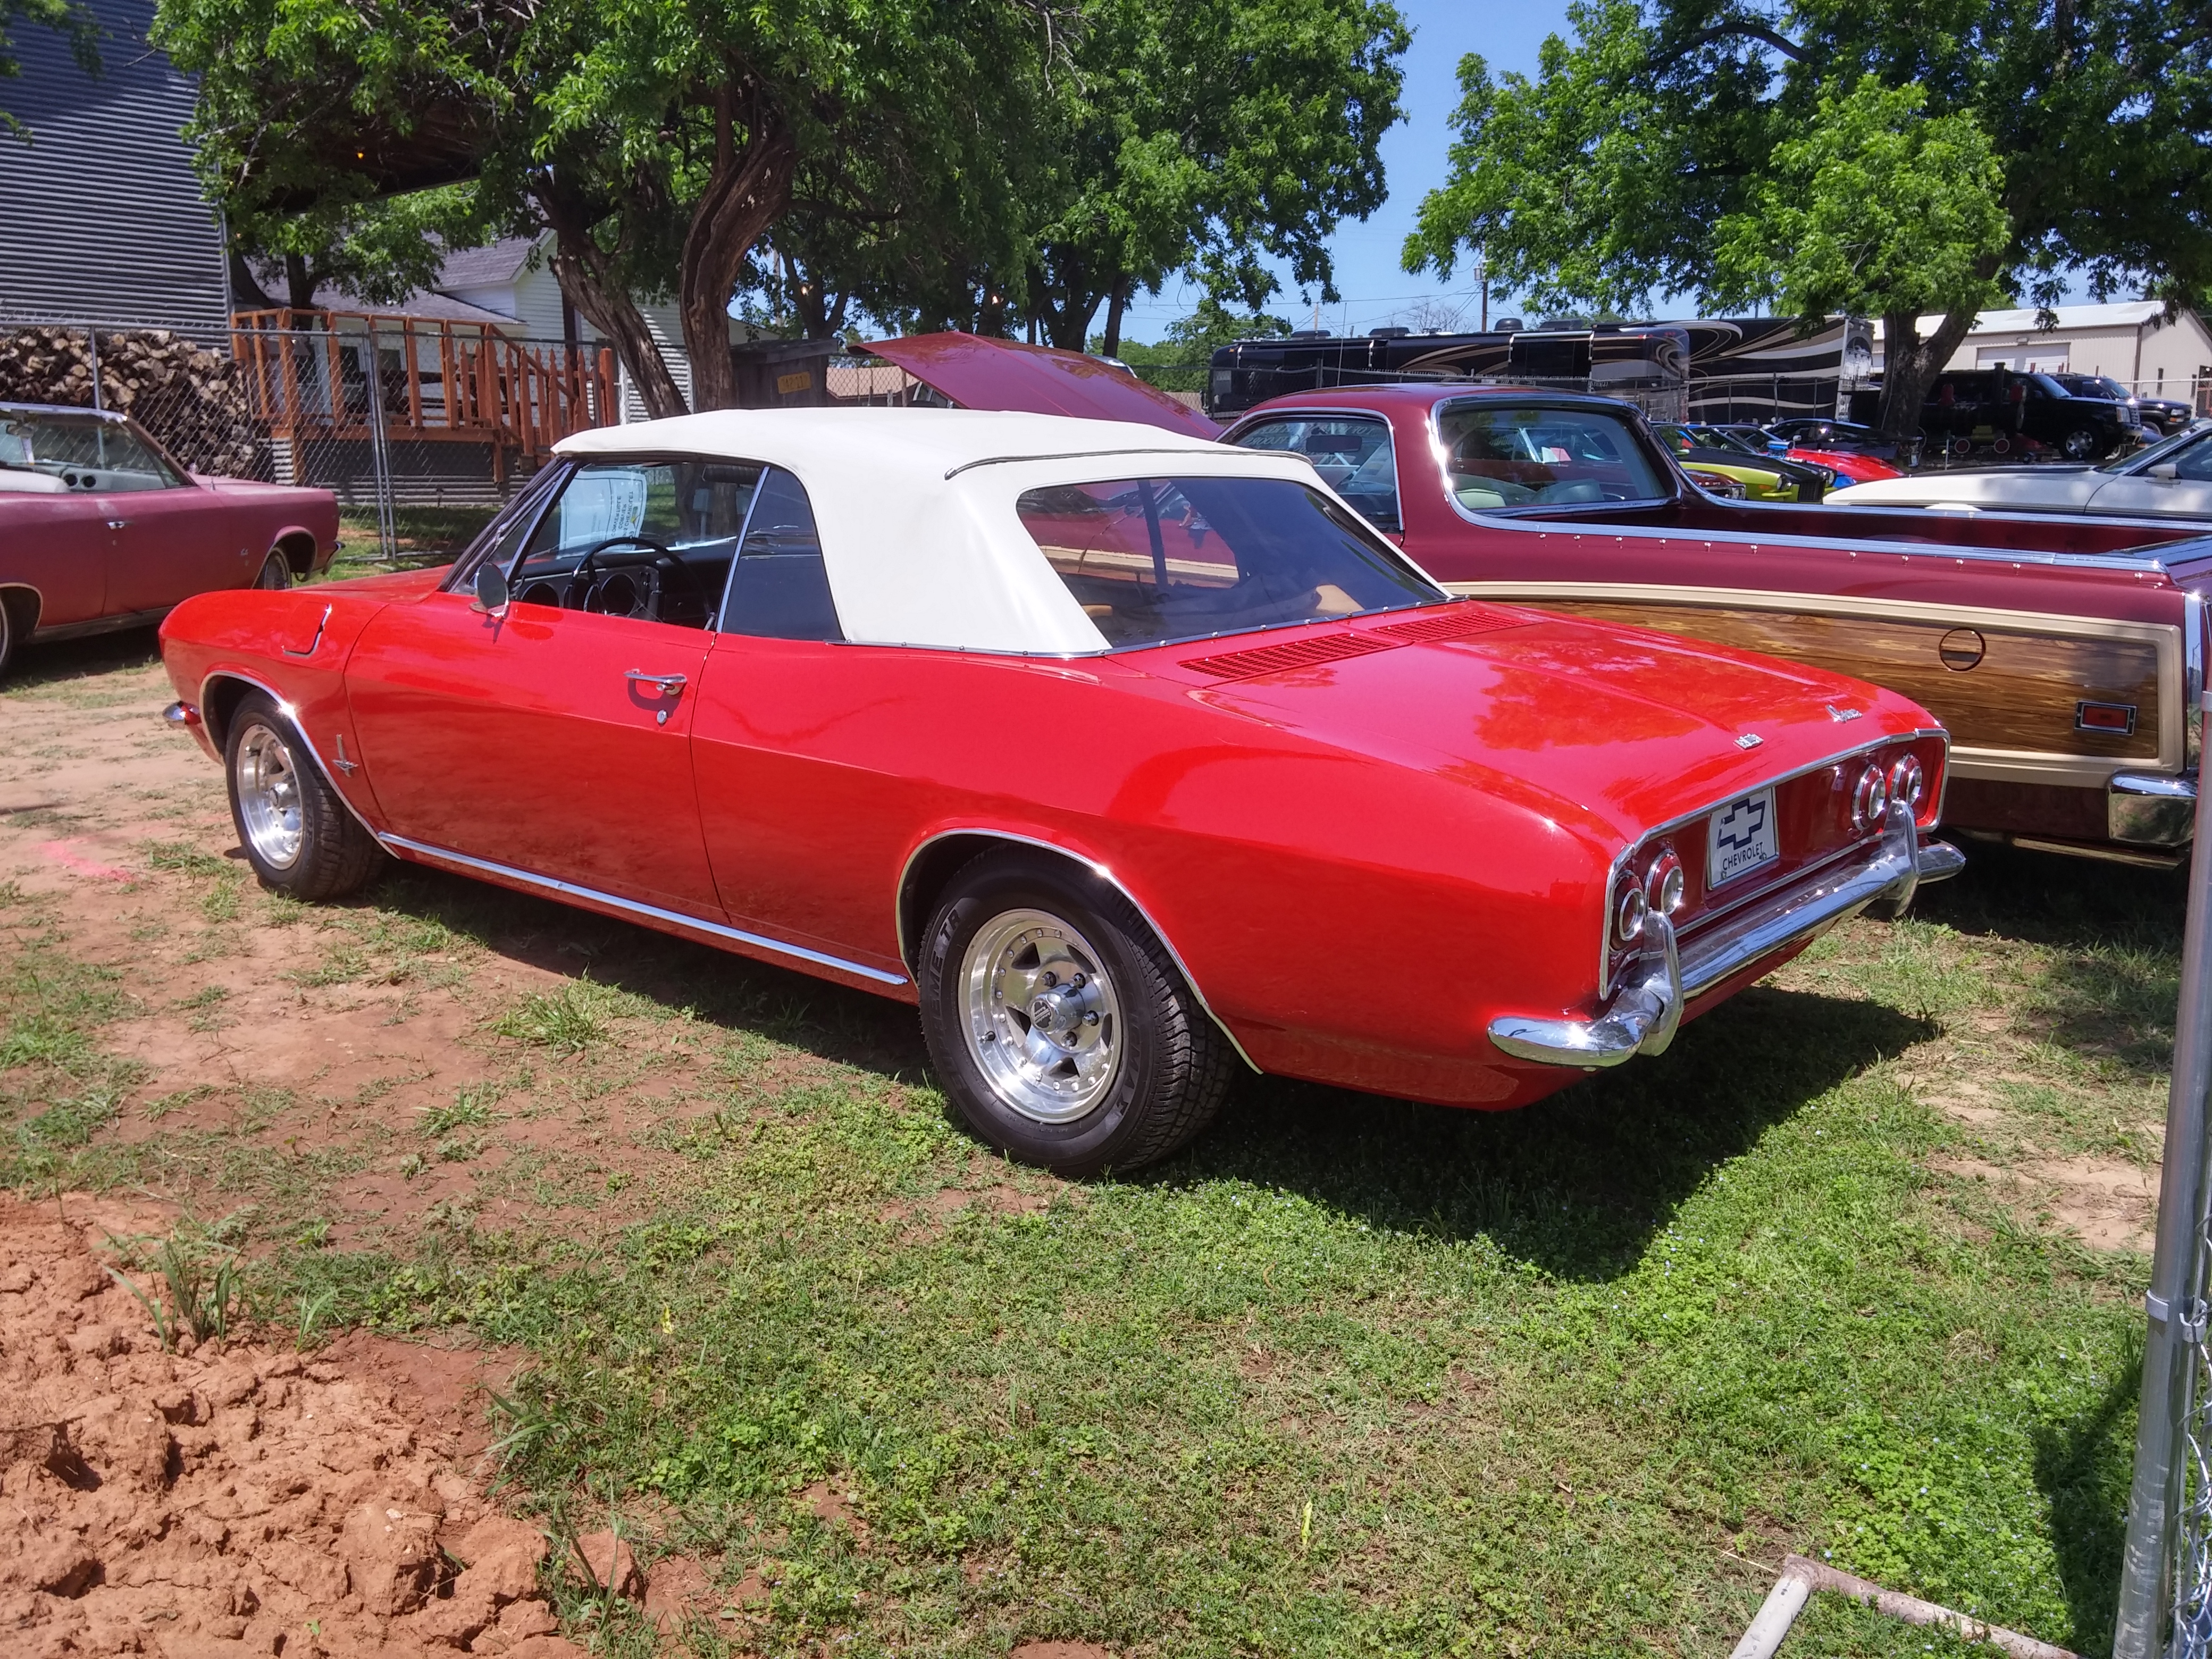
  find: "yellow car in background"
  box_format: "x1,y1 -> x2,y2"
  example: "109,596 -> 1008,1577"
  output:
1652,422 -> 1832,502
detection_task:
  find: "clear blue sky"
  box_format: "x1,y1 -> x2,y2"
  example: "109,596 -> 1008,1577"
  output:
1117,0 -> 1577,343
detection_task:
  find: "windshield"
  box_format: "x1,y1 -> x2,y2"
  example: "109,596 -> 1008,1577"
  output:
0,410 -> 181,490
2109,427 -> 2208,475
1437,402 -> 1670,510
1015,475 -> 1442,649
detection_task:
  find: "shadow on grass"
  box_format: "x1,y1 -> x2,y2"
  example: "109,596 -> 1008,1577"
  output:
281,852 -> 1929,1281
1918,840 -> 2186,1079
2032,1341 -> 2143,1656
4,626 -> 163,692
1171,982 -> 1934,1281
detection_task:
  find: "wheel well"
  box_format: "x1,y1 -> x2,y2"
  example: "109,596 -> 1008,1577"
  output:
0,584 -> 39,637
274,531 -> 317,577
897,833 -> 1111,975
200,674 -> 262,750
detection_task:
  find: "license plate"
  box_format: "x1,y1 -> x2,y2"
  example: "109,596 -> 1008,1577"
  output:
1708,787 -> 1779,889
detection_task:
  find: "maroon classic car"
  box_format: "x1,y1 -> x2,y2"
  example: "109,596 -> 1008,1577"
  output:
862,338 -> 2212,863
1220,387 -> 2212,865
0,402 -> 339,678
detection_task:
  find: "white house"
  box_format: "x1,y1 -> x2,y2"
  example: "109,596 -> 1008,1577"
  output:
1873,301 -> 2212,403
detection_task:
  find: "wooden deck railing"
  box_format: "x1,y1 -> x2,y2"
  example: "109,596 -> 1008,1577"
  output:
229,309 -> 619,483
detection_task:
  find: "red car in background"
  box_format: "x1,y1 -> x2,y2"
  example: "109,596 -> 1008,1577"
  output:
0,402 -> 338,678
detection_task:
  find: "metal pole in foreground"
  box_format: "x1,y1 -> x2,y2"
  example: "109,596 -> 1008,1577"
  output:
2116,683 -> 2212,1658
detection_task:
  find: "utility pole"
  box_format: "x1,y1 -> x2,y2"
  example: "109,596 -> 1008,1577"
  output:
1479,251 -> 1489,333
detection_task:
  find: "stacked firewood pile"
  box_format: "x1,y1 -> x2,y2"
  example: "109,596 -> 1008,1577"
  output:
0,326 -> 264,477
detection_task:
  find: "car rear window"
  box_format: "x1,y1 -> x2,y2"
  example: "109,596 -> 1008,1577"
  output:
1229,414 -> 1401,530
1015,475 -> 1441,649
1436,403 -> 1669,510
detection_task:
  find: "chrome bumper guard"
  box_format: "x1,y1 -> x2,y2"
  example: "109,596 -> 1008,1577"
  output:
2110,770 -> 2197,848
1490,801 -> 1964,1070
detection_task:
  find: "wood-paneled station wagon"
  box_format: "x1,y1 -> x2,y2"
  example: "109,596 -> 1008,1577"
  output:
0,402 -> 339,678
1222,386 -> 2212,866
158,409 -> 1959,1174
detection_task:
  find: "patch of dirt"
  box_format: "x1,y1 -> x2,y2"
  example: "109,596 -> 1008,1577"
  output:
0,1193 -> 584,1657
1010,1644 -> 1117,1658
795,1478 -> 869,1545
878,1183 -> 1059,1239
1935,1153 -> 2155,1252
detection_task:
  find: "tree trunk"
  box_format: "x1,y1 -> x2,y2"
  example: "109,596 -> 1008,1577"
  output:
1036,288 -> 1102,350
228,249 -> 276,313
680,74 -> 797,410
282,253 -> 317,313
1100,276 -> 1130,358
1874,304 -> 1982,443
538,187 -> 690,420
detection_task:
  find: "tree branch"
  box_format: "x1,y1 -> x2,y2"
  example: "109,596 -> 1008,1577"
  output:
1647,21 -> 1806,73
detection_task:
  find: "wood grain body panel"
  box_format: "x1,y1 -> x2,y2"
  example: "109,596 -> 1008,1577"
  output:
1444,582 -> 2183,788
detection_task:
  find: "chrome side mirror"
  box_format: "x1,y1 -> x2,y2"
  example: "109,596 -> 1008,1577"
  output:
471,562 -> 510,616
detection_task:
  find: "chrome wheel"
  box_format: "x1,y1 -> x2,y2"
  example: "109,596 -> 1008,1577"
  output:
232,722 -> 304,870
255,551 -> 290,589
961,908 -> 1122,1124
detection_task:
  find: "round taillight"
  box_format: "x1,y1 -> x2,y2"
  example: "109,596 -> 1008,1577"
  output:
1644,846 -> 1685,916
1888,753 -> 1926,814
1614,881 -> 1650,945
1851,762 -> 1890,831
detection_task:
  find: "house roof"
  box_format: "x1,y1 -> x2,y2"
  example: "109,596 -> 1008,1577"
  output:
1873,301 -> 2194,340
434,237 -> 543,293
304,286 -> 518,328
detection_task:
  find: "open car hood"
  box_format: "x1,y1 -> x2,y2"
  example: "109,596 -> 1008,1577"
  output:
864,332 -> 1221,439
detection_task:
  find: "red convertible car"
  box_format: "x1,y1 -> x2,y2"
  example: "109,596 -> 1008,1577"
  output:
159,409 -> 1957,1173
0,402 -> 338,678
1221,386 -> 2212,866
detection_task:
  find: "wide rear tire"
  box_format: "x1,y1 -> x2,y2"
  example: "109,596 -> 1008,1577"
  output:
918,850 -> 1234,1176
223,693 -> 383,900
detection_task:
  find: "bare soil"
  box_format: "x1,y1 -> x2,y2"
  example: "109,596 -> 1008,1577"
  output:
0,1191 -> 583,1658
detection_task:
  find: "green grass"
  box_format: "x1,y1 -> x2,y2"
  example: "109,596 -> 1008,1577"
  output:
0,721 -> 2183,1657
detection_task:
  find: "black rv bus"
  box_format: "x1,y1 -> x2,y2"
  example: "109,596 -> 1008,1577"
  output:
1203,316 -> 1864,424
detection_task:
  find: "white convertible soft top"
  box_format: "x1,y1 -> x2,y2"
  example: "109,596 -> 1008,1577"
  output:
554,407 -> 1342,654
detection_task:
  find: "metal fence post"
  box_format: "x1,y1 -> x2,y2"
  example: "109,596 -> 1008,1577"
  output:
2117,623 -> 2212,1657
362,321 -> 397,564
85,323 -> 102,412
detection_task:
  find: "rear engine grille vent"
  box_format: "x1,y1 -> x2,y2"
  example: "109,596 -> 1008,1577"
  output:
1376,605 -> 1527,644
1180,633 -> 1394,681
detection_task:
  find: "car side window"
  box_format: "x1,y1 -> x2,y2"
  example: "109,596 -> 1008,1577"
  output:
505,459 -> 761,629
2177,435 -> 2212,483
0,413 -> 181,491
717,467 -> 844,641
1230,415 -> 1400,531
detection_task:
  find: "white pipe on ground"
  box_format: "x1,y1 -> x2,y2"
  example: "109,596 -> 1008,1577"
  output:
1729,1555 -> 2081,1659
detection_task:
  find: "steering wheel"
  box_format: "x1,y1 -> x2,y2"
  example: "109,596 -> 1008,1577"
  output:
564,535 -> 709,623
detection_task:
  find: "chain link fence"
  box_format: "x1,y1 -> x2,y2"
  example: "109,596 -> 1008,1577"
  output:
1,316 -> 622,569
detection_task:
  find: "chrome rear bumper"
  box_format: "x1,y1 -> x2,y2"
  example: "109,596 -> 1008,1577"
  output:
1489,802 -> 1963,1070
2110,770 -> 2197,847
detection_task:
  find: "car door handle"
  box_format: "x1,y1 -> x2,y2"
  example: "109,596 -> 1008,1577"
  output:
106,519 -> 129,530
625,670 -> 688,695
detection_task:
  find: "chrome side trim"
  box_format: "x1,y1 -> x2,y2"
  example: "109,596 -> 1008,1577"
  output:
281,603 -> 331,658
894,827 -> 1262,1072
1507,802 -> 1945,1069
195,670 -> 384,845
380,833 -> 909,987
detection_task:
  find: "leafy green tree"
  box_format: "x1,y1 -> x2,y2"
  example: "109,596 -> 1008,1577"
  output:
1710,78 -> 2011,428
1403,0 -> 2212,435
3,0 -> 98,136
1021,0 -> 1407,357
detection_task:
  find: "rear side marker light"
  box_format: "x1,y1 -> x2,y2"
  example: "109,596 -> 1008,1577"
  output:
2076,700 -> 2138,735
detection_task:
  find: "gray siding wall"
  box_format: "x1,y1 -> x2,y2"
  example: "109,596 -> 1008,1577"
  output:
0,0 -> 230,334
